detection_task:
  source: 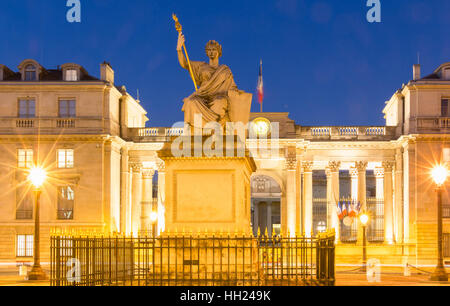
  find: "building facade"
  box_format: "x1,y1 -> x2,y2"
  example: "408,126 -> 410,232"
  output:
0,59 -> 449,267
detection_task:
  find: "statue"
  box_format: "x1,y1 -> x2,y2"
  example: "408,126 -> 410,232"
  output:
173,15 -> 252,129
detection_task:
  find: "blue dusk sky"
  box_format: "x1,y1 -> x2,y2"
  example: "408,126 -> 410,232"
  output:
0,0 -> 449,127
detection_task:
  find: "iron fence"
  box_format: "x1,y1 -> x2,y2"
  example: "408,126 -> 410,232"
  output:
443,205 -> 450,219
312,198 -> 327,236
50,232 -> 335,287
444,234 -> 450,258
367,198 -> 384,243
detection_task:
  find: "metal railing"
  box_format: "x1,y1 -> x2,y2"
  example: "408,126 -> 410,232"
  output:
57,209 -> 74,220
50,232 -> 335,286
443,205 -> 450,218
444,234 -> 450,258
16,210 -> 33,220
367,198 -> 384,243
313,198 -> 327,236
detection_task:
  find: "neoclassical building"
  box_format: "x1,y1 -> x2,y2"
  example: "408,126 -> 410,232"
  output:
0,59 -> 449,267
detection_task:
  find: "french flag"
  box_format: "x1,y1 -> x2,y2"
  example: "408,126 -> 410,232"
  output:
337,202 -> 343,220
257,60 -> 264,109
342,201 -> 348,217
348,201 -> 356,218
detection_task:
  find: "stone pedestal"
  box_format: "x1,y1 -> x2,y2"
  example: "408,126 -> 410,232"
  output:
157,136 -> 256,234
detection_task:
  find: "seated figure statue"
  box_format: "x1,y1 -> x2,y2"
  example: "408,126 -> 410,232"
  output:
177,33 -> 251,128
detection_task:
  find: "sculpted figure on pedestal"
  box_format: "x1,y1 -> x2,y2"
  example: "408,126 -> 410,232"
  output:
176,32 -> 252,128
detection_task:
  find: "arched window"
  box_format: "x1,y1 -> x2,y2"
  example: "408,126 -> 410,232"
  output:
24,64 -> 37,81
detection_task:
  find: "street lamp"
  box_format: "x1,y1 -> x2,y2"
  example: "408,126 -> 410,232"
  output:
430,165 -> 448,282
27,166 -> 47,280
359,212 -> 369,273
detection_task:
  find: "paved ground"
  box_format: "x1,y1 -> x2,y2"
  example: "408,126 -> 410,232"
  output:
0,265 -> 449,286
335,272 -> 450,286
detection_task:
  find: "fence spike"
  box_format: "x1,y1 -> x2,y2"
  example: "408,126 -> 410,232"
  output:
257,227 -> 261,237
264,227 -> 269,238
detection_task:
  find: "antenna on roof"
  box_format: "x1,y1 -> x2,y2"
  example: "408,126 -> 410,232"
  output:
417,52 -> 420,65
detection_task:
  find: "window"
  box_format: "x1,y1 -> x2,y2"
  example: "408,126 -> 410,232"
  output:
65,69 -> 78,81
444,69 -> 450,81
18,99 -> 35,118
24,65 -> 37,81
442,99 -> 450,117
59,100 -> 76,118
16,235 -> 33,257
57,186 -> 74,220
18,149 -> 33,168
57,149 -> 74,168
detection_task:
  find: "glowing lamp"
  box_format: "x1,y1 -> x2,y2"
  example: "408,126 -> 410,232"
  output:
251,117 -> 271,137
431,166 -> 448,186
150,211 -> 158,223
28,167 -> 47,189
359,213 -> 369,226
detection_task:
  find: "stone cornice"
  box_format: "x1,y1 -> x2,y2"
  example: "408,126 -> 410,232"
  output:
0,134 -> 110,143
307,141 -> 399,150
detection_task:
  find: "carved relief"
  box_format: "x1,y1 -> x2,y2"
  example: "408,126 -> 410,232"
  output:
285,157 -> 297,170
130,163 -> 142,173
382,161 -> 395,172
374,167 -> 384,178
157,159 -> 166,172
328,161 -> 341,172
302,161 -> 313,172
355,161 -> 368,172
349,167 -> 358,178
142,169 -> 155,178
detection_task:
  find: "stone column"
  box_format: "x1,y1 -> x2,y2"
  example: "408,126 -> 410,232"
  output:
130,163 -> 142,235
355,161 -> 368,244
394,149 -> 403,243
383,161 -> 395,244
157,160 -> 166,235
253,200 -> 259,235
286,157 -> 297,236
328,161 -> 341,242
120,147 -> 130,234
267,201 -> 272,237
141,168 -> 155,234
302,161 -> 313,237
296,155 -> 303,235
355,161 -> 368,210
350,167 -> 358,200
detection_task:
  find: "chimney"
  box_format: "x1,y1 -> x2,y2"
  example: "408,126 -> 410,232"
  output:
413,64 -> 421,81
100,61 -> 114,84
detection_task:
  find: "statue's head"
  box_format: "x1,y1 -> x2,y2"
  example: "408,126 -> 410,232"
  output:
205,40 -> 222,60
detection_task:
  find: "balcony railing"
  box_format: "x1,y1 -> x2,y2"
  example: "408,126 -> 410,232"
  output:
56,119 -> 75,128
417,117 -> 450,130
443,205 -> 450,218
299,126 -> 394,140
57,209 -> 74,220
16,210 -> 33,220
0,117 -> 104,134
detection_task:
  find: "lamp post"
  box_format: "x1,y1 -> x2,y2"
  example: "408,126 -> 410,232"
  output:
27,167 -> 47,280
430,165 -> 448,282
359,212 -> 369,273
